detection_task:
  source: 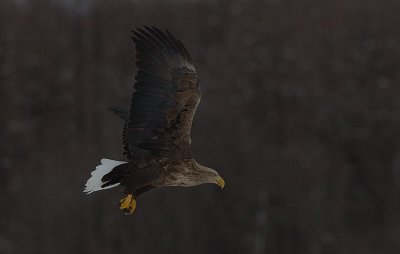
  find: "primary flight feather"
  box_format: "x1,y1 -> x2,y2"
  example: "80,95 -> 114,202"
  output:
84,26 -> 225,214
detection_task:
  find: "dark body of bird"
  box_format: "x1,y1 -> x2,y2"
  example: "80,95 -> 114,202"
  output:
84,26 -> 224,214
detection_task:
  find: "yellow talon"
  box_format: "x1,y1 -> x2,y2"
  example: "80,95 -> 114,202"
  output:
127,199 -> 137,214
119,194 -> 137,214
119,194 -> 132,209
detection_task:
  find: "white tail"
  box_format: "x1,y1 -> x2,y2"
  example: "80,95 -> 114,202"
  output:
84,159 -> 126,194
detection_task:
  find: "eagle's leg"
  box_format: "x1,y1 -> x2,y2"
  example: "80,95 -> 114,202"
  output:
119,193 -> 136,214
118,185 -> 155,215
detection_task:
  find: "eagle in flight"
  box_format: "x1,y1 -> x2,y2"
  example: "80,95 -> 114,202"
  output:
84,26 -> 225,214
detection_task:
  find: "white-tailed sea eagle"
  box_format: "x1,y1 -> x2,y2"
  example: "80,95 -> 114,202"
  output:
83,26 -> 225,214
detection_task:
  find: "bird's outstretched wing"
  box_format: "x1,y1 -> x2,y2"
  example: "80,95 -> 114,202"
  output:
123,26 -> 200,159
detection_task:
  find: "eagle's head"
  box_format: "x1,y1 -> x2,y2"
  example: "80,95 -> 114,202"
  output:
177,160 -> 225,188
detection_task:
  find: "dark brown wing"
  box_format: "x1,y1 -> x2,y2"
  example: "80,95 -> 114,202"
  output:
123,26 -> 200,160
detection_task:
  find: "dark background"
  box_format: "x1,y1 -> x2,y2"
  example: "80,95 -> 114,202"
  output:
1,0 -> 400,253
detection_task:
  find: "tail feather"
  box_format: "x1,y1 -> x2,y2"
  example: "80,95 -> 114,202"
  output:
84,159 -> 126,194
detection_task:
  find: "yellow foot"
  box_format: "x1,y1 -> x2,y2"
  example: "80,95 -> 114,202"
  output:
119,194 -> 136,214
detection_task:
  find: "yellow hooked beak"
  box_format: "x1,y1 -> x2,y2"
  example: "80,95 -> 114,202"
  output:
215,176 -> 225,189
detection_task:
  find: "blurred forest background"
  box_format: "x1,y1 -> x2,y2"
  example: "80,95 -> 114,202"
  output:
1,0 -> 400,253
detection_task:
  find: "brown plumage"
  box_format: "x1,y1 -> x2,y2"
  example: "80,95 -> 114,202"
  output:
84,26 -> 224,214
